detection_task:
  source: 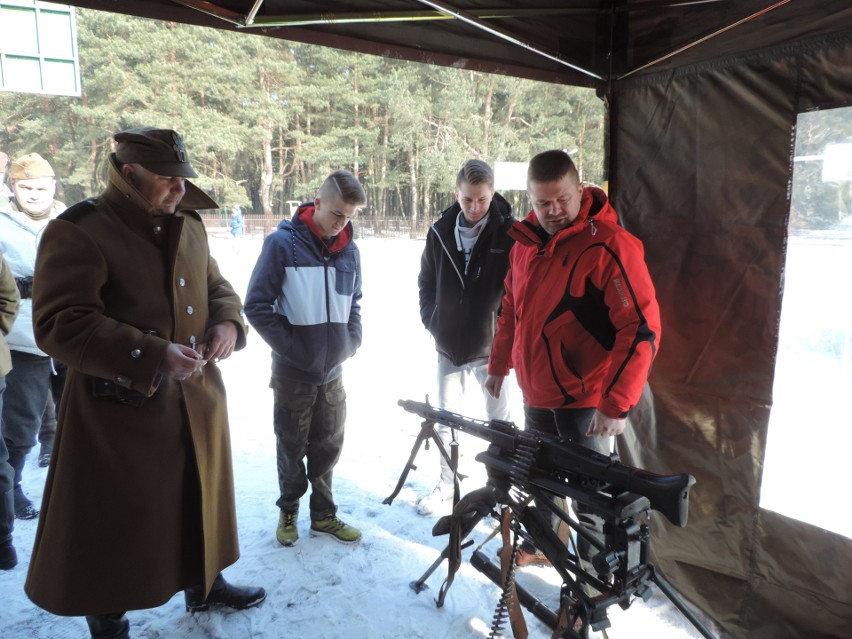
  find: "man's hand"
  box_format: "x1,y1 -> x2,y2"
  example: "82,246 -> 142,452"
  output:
202,321 -> 238,363
160,343 -> 206,380
586,410 -> 626,437
485,374 -> 505,399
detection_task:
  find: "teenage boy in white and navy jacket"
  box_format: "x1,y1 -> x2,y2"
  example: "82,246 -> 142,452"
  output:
245,170 -> 365,547
416,159 -> 514,515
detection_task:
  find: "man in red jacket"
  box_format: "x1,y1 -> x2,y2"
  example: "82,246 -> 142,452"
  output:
485,149 -> 661,570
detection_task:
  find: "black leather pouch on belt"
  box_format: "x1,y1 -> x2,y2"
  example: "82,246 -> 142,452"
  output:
91,377 -> 154,408
15,277 -> 33,299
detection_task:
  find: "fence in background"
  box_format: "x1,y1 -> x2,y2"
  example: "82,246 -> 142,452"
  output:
198,210 -> 433,240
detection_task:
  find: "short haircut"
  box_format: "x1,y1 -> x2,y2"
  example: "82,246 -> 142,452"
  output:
527,150 -> 579,184
319,170 -> 367,206
456,159 -> 494,188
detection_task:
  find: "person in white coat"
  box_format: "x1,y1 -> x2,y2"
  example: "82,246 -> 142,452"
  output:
0,153 -> 66,520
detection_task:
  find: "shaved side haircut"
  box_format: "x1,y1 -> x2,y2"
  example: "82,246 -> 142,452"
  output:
319,170 -> 367,206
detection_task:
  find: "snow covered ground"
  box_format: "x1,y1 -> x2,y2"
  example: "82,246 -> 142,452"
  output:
2,234 -> 716,639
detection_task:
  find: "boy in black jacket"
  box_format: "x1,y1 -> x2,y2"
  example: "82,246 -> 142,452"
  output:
417,159 -> 514,515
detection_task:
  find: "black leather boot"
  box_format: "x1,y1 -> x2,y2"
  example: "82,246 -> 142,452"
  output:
85,613 -> 130,639
8,450 -> 38,520
0,536 -> 17,570
0,487 -> 16,569
184,572 -> 267,612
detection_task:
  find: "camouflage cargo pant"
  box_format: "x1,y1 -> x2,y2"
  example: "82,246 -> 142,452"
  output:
271,376 -> 346,521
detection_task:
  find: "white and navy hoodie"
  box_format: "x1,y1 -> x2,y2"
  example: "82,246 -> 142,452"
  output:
245,202 -> 362,385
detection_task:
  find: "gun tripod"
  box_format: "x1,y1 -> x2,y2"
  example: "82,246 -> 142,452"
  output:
417,484 -> 712,639
386,438 -> 715,639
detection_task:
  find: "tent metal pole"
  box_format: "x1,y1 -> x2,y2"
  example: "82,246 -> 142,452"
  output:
169,0 -> 244,26
410,0 -> 603,81
243,0 -> 265,26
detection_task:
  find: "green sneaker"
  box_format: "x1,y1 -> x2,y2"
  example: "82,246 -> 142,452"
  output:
310,514 -> 362,544
276,510 -> 299,547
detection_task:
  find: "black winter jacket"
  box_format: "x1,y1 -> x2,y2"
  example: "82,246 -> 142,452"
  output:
418,193 -> 514,366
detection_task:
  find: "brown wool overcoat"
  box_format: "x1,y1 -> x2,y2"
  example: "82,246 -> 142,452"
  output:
25,159 -> 247,616
0,252 -> 20,375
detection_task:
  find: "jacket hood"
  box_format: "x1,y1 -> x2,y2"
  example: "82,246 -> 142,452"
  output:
286,201 -> 354,254
511,185 -> 616,249
107,154 -> 218,214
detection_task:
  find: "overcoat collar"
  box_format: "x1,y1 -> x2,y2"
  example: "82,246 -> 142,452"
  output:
104,154 -> 218,217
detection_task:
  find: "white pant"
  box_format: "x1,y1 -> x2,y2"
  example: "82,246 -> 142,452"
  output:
435,354 -> 511,485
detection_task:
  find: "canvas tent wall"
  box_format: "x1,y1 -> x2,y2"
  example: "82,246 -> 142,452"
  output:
31,2 -> 852,637
611,32 -> 852,638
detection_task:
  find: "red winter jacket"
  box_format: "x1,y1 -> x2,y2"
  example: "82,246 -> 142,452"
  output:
488,186 -> 660,418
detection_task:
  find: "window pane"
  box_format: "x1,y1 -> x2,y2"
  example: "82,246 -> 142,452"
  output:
39,9 -> 74,59
42,58 -> 76,93
2,55 -> 43,92
762,106 -> 852,539
0,7 -> 39,55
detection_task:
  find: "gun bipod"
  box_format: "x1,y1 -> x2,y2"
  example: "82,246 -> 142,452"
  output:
383,413 -> 465,507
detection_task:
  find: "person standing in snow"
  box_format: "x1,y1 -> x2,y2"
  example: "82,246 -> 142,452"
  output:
0,153 -> 67,520
416,159 -> 514,516
0,252 -> 20,570
245,170 -> 365,548
229,204 -> 244,252
485,149 -> 661,576
25,127 -> 265,639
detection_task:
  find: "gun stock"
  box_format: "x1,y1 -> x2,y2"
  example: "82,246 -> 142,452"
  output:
538,435 -> 695,527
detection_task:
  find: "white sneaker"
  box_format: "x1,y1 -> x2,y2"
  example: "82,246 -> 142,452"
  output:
417,482 -> 454,516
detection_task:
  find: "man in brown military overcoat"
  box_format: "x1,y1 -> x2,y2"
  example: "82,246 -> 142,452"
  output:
25,127 -> 265,638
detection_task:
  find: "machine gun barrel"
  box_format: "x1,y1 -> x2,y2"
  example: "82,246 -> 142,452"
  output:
398,399 -> 517,449
398,399 -> 695,527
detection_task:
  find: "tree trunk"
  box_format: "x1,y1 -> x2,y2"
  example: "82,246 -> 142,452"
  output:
482,76 -> 494,159
381,107 -> 389,217
496,96 -> 516,162
259,122 -> 274,218
293,111 -> 306,187
353,59 -> 360,178
305,101 -> 312,185
408,146 -> 418,236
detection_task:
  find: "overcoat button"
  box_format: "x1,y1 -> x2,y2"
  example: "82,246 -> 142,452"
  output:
130,349 -> 142,358
153,226 -> 162,235
189,335 -> 197,344
186,306 -> 194,315
178,277 -> 186,286
115,375 -> 129,385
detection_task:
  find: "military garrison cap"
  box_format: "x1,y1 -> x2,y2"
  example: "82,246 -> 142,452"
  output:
114,127 -> 198,178
9,153 -> 55,180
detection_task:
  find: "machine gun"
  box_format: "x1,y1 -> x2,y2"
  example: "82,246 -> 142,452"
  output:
386,399 -> 715,639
